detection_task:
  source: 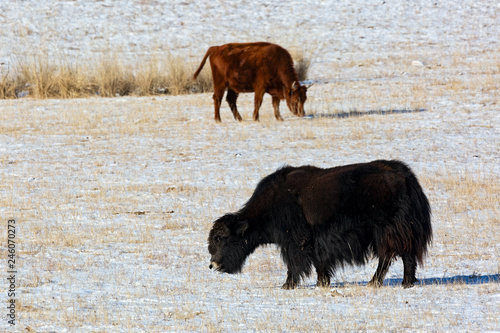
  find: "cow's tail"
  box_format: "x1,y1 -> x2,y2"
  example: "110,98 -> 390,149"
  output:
192,46 -> 218,80
403,164 -> 432,265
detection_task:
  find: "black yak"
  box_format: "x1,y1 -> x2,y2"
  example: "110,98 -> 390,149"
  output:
192,42 -> 310,122
208,160 -> 432,289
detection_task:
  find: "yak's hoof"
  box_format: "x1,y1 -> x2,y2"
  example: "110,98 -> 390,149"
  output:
281,282 -> 298,290
402,281 -> 416,289
402,277 -> 417,289
316,280 -> 330,288
367,280 -> 383,288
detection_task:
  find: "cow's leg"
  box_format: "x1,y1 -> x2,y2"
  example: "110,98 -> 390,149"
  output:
401,253 -> 418,288
368,256 -> 392,288
252,89 -> 265,121
210,68 -> 225,123
212,91 -> 223,123
226,89 -> 242,121
272,96 -> 283,121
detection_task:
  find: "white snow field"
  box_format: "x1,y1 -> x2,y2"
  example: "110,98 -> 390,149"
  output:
1,0 -> 499,332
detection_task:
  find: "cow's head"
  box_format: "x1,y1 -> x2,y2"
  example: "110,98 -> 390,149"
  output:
208,214 -> 251,274
286,81 -> 311,117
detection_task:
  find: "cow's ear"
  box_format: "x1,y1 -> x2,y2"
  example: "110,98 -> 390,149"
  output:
235,220 -> 249,236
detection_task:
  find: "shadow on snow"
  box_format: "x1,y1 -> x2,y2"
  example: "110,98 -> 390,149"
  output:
327,273 -> 500,289
304,108 -> 427,119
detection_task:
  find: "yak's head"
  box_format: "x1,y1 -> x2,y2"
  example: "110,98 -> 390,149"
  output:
286,81 -> 311,118
208,214 -> 252,274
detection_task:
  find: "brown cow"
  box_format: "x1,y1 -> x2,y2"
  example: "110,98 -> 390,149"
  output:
193,42 -> 310,122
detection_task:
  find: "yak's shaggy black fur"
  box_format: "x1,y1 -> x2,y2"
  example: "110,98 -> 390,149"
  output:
208,160 -> 432,289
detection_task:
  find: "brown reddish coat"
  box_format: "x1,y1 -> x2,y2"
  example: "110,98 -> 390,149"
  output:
193,42 -> 310,122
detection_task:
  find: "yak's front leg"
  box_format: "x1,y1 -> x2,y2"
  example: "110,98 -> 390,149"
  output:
316,268 -> 331,288
282,271 -> 300,290
280,241 -> 313,290
313,259 -> 331,288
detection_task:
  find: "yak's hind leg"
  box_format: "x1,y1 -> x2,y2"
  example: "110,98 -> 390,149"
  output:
368,256 -> 393,288
226,89 -> 243,121
401,253 -> 418,288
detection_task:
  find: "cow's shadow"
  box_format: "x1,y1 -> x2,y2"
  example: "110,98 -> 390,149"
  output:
305,108 -> 427,119
328,273 -> 500,288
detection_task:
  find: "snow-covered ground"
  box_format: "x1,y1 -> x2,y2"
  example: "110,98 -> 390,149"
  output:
1,0 -> 499,331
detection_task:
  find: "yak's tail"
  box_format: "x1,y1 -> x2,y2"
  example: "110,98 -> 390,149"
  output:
377,160 -> 432,265
402,163 -> 432,265
192,46 -> 218,81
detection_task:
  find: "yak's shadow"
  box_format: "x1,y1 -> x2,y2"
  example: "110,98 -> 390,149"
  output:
330,274 -> 500,288
305,108 -> 427,119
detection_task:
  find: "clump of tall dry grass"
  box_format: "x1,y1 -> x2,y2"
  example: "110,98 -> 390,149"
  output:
0,71 -> 17,99
291,48 -> 313,82
53,60 -> 95,98
92,55 -> 134,97
1,53 -> 214,99
289,42 -> 319,82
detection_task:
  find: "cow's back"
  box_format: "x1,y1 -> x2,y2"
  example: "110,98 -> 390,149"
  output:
209,42 -> 294,93
212,42 -> 285,64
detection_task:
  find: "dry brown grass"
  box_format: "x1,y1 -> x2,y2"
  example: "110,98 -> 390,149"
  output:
0,70 -> 18,99
91,55 -> 134,97
290,47 -> 314,82
17,55 -> 58,98
2,52 -> 214,99
423,168 -> 500,214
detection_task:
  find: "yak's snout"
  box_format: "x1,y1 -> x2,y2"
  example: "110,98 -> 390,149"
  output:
209,261 -> 221,271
